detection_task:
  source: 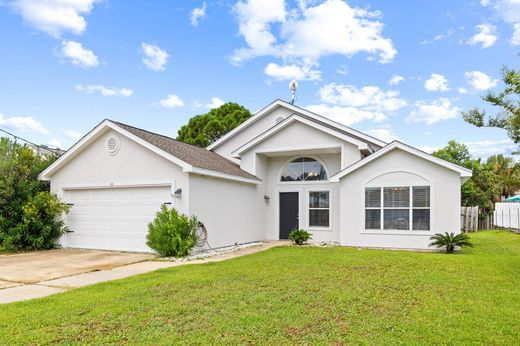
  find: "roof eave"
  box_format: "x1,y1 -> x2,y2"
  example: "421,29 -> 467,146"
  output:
208,99 -> 386,151
187,166 -> 261,184
39,120 -> 260,185
40,120 -> 196,181
230,113 -> 369,158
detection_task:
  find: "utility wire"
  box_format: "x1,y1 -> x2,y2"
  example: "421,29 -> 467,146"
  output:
0,127 -> 63,156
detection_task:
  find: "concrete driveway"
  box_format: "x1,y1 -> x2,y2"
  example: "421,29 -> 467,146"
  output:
0,249 -> 154,303
0,242 -> 286,304
0,249 -> 153,284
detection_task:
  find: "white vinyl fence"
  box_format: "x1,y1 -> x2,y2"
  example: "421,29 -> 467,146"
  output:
494,203 -> 520,229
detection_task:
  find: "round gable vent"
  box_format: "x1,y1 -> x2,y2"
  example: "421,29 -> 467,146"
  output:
106,135 -> 121,155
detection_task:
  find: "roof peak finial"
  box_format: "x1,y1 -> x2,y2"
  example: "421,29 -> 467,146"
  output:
289,80 -> 298,105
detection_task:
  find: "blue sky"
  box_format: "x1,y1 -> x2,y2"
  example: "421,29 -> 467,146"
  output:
0,0 -> 518,158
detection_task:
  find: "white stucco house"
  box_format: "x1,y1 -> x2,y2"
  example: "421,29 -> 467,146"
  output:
40,99 -> 472,252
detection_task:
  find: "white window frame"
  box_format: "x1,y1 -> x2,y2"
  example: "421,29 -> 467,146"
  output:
364,187 -> 382,231
279,156 -> 330,185
364,185 -> 432,234
308,190 -> 331,230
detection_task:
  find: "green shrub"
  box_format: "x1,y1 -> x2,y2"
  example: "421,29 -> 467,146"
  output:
429,232 -> 473,253
0,137 -> 60,251
146,206 -> 199,257
1,192 -> 70,251
288,229 -> 312,245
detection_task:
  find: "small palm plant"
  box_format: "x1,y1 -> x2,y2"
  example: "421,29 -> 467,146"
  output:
429,232 -> 473,253
288,229 -> 312,245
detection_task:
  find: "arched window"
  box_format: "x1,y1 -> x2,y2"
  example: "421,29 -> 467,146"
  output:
280,157 -> 328,182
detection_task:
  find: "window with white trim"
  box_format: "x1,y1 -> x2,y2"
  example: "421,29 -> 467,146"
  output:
281,157 -> 327,182
365,186 -> 430,231
309,191 -> 330,227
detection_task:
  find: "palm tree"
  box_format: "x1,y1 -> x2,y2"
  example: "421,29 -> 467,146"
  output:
487,155 -> 520,199
429,232 -> 473,253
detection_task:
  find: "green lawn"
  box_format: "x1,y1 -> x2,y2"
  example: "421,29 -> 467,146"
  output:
1,231 -> 519,345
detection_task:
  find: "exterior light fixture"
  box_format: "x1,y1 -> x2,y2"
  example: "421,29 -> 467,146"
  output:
174,188 -> 182,199
264,195 -> 270,203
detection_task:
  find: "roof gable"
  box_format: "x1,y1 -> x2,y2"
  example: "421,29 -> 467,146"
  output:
207,99 -> 386,151
39,120 -> 260,184
330,141 -> 472,182
231,114 -> 368,157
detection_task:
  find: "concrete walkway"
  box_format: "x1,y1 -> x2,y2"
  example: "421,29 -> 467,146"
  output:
0,241 -> 287,304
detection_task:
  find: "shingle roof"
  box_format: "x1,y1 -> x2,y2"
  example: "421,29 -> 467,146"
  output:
112,120 -> 260,181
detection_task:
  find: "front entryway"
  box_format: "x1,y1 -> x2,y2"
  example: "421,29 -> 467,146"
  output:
279,192 -> 299,239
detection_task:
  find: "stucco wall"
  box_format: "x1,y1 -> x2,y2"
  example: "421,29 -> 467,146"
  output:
239,120 -> 361,175
188,174 -> 265,248
213,106 -> 294,162
264,154 -> 341,243
339,149 -> 462,250
50,129 -> 190,214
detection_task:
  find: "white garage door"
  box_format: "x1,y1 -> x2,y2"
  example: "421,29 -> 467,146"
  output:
63,186 -> 172,252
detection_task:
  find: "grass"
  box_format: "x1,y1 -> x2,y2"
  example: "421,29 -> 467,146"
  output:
1,231 -> 519,345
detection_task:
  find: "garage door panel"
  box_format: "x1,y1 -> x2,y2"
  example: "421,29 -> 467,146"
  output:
64,186 -> 171,252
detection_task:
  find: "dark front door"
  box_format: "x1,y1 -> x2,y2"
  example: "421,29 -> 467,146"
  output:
279,192 -> 299,239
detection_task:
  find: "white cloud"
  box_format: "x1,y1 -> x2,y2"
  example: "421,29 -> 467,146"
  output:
465,139 -> 517,158
317,83 -> 407,112
48,138 -> 62,148
364,128 -> 399,142
232,0 -> 287,63
466,24 -> 498,48
388,75 -> 405,85
10,0 -> 101,37
158,94 -> 184,108
458,87 -> 468,94
205,97 -> 225,109
492,0 -> 520,24
424,73 -> 449,92
482,1 -> 520,44
419,139 -> 517,158
75,84 -> 133,97
420,29 -> 453,45
417,145 -> 440,154
264,62 -> 320,80
336,65 -> 348,75
305,83 -> 407,126
141,43 -> 169,71
0,113 -> 48,134
64,129 -> 83,140
406,98 -> 460,124
191,2 -> 207,26
305,104 -> 387,126
511,23 -> 520,45
464,71 -> 499,90
232,0 -> 396,68
59,40 -> 99,67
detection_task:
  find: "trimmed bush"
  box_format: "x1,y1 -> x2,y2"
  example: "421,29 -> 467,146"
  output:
288,229 -> 312,245
146,205 -> 199,257
429,232 -> 473,253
